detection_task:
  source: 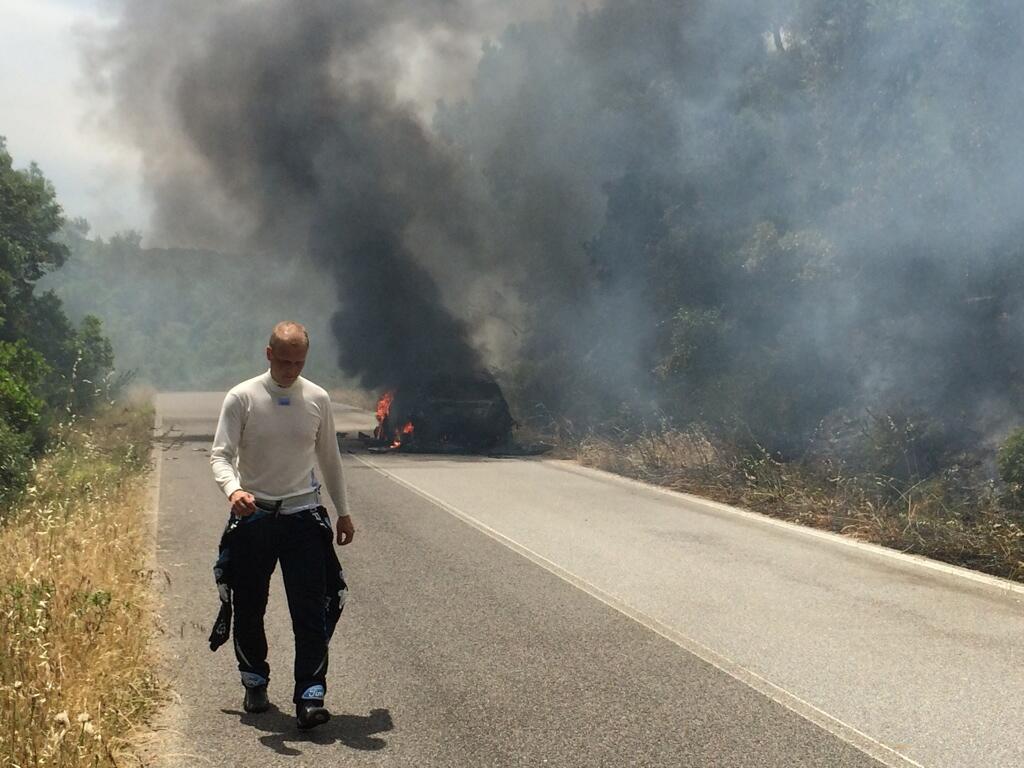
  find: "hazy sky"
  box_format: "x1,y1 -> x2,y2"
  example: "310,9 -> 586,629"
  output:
0,0 -> 590,242
0,0 -> 149,237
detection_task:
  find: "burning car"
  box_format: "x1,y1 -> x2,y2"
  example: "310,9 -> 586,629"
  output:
373,371 -> 515,452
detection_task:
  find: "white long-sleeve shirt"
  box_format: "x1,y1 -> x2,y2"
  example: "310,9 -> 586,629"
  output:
210,371 -> 350,518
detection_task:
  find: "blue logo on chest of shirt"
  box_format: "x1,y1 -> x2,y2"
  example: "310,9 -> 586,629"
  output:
277,396 -> 291,406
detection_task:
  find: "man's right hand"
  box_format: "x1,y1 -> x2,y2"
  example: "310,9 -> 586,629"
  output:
229,490 -> 257,516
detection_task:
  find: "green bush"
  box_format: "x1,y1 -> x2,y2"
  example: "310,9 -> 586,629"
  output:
0,417 -> 32,504
860,411 -> 952,487
0,340 -> 47,433
0,340 -> 48,503
997,428 -> 1024,500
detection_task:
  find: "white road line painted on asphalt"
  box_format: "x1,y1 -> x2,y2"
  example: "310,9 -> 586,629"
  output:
149,407 -> 164,556
552,461 -> 1024,597
353,452 -> 926,768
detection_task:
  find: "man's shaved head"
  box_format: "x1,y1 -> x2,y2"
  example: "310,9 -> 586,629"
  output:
269,321 -> 309,351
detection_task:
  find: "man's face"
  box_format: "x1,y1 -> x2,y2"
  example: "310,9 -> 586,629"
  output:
266,342 -> 308,387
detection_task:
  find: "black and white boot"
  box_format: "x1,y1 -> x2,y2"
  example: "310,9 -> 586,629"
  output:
241,672 -> 270,713
296,685 -> 330,730
243,685 -> 270,713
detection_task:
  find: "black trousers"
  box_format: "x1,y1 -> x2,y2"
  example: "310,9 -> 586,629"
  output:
230,510 -> 329,703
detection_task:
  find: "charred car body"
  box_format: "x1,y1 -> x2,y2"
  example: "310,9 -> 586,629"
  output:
373,371 -> 515,452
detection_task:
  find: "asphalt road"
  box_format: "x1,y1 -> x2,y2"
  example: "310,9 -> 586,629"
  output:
150,392 -> 1024,768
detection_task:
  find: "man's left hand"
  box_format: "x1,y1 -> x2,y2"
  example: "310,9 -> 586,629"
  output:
336,515 -> 355,546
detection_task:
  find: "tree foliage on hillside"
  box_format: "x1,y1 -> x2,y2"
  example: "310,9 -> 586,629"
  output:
45,224 -> 346,390
0,139 -> 116,502
436,0 -> 1024,472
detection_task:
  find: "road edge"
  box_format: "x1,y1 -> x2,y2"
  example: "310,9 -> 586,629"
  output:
131,404 -> 189,767
551,460 -> 1024,598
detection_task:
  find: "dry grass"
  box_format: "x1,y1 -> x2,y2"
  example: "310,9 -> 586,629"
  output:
0,403 -> 161,767
576,427 -> 1024,583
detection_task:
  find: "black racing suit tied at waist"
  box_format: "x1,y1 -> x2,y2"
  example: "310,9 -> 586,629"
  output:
208,505 -> 348,652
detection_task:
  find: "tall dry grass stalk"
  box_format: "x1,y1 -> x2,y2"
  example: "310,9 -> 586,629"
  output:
577,427 -> 1024,583
0,403 -> 160,767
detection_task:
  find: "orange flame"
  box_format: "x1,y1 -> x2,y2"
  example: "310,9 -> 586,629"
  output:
374,391 -> 394,440
375,391 -> 414,448
376,391 -> 394,422
391,421 -> 415,449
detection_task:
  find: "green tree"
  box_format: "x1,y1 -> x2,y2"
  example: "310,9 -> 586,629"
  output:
0,138 -> 69,339
68,314 -> 115,412
0,137 -> 117,501
0,138 -> 115,412
0,340 -> 48,500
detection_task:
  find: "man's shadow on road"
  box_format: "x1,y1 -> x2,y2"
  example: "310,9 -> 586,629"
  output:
221,704 -> 394,756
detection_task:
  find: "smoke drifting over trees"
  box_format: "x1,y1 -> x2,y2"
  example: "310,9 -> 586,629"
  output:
91,0 -> 1024,458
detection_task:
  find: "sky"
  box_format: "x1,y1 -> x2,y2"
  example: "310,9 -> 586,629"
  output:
0,0 -> 584,243
0,0 -> 149,238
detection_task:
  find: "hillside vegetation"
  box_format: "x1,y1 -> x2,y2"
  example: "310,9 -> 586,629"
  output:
1,142 -> 160,766
0,140 -> 118,505
42,225 -> 348,391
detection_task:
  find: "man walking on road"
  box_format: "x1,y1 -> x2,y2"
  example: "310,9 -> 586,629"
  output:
210,320 -> 355,730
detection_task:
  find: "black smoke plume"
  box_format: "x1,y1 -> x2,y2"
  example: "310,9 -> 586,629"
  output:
89,0 -> 524,390
92,0 -> 1024,460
